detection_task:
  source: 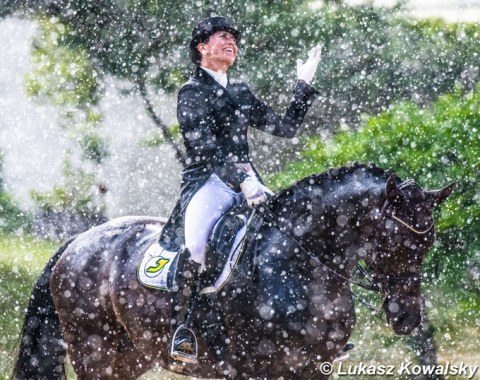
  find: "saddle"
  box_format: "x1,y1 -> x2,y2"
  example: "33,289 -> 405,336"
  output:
137,205 -> 263,294
201,205 -> 263,293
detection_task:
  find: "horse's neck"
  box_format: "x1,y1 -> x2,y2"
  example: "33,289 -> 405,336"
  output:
270,171 -> 386,277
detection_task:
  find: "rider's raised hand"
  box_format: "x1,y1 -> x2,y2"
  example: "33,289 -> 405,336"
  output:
296,43 -> 323,85
240,177 -> 268,208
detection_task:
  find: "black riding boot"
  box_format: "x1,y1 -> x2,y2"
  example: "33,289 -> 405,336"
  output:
200,298 -> 235,377
170,255 -> 202,364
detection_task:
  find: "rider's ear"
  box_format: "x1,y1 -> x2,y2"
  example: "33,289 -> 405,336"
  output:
426,182 -> 456,207
385,176 -> 402,204
197,43 -> 206,54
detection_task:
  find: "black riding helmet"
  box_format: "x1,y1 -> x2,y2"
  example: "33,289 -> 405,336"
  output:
189,16 -> 241,65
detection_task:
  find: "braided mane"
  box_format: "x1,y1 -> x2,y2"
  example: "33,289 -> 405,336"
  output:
295,162 -> 398,189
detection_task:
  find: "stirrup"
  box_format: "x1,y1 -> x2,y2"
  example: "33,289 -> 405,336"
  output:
170,325 -> 199,364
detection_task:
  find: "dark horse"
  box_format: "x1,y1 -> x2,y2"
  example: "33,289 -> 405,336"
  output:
13,163 -> 454,380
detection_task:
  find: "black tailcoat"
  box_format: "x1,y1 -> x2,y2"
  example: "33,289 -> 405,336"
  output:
160,66 -> 318,250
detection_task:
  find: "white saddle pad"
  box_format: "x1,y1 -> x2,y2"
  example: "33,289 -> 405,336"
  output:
137,223 -> 247,294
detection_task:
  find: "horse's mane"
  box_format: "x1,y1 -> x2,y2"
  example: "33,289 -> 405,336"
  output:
301,161 -> 395,186
274,162 -> 401,202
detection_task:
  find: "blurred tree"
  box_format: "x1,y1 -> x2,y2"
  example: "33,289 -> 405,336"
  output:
0,151 -> 4,193
30,151 -> 108,239
2,0 -> 480,225
0,192 -> 32,234
0,152 -> 32,233
25,16 -> 107,163
4,1 -> 480,154
0,1 -> 18,17
298,7 -> 480,136
23,17 -> 109,230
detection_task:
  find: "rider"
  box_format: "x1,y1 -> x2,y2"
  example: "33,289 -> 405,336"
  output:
159,16 -> 322,364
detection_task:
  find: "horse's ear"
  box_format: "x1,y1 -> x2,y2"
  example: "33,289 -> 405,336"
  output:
385,176 -> 402,204
426,182 -> 456,207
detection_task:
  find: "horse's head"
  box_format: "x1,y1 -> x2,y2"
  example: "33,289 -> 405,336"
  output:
365,176 -> 455,335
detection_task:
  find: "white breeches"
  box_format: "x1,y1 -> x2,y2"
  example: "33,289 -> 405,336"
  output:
184,174 -> 243,266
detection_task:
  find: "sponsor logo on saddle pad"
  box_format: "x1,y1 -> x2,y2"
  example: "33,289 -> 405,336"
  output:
137,244 -> 179,290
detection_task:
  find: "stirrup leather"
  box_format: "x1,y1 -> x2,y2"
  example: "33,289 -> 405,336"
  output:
170,324 -> 199,364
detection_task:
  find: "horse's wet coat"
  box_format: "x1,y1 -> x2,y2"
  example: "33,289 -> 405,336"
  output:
13,163 -> 454,380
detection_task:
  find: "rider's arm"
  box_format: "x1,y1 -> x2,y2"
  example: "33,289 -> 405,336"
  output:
248,80 -> 318,138
249,44 -> 322,138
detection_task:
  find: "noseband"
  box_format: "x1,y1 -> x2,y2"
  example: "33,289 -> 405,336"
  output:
388,213 -> 434,235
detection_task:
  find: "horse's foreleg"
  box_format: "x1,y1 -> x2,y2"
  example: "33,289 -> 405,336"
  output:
108,331 -> 153,379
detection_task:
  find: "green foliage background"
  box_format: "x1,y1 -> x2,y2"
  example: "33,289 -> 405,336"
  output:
5,1 -> 480,131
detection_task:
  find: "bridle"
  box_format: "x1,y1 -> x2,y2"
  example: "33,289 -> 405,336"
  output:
366,200 -> 434,294
256,196 -> 434,303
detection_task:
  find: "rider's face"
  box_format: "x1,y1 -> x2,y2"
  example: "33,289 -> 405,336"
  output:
198,31 -> 238,72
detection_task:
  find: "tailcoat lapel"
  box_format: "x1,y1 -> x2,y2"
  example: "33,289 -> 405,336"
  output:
195,67 -> 245,111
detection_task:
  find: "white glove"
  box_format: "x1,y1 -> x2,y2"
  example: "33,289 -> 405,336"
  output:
240,177 -> 268,208
296,43 -> 323,85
